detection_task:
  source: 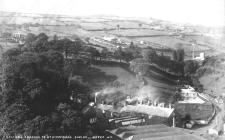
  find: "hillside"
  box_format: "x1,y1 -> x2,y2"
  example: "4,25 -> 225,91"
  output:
195,54 -> 225,96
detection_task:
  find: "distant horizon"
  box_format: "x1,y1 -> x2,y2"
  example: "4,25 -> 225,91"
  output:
0,0 -> 224,27
0,10 -> 223,29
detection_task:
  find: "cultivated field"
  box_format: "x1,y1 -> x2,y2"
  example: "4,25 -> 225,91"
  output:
1,11 -> 223,58
109,29 -> 169,36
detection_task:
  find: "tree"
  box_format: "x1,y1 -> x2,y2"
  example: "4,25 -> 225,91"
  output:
177,48 -> 185,62
0,33 -> 93,137
53,34 -> 58,41
68,80 -> 92,109
101,47 -> 109,60
184,60 -> 199,76
129,42 -> 135,49
85,37 -> 90,43
0,103 -> 32,137
86,47 -> 100,60
123,51 -> 134,62
116,24 -> 120,30
4,51 -> 66,115
142,49 -> 157,63
138,23 -> 142,29
49,39 -> 64,52
130,58 -> 149,75
173,50 -> 178,61
3,47 -> 21,60
65,58 -> 89,76
25,33 -> 36,44
56,103 -> 88,135
36,33 -> 48,41
74,38 -> 83,48
114,46 -> 124,62
61,38 -> 74,58
29,33 -> 49,53
175,43 -> 185,62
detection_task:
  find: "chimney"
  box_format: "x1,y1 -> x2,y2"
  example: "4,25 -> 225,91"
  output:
94,95 -> 97,103
192,44 -> 195,59
123,101 -> 126,106
160,103 -> 165,108
169,103 -> 172,108
172,113 -> 176,127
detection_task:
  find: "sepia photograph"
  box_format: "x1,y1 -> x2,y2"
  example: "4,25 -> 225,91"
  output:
0,0 -> 225,139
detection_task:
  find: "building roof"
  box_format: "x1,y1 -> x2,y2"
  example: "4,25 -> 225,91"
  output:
175,103 -> 214,120
98,104 -> 174,118
106,124 -> 206,140
178,97 -> 205,104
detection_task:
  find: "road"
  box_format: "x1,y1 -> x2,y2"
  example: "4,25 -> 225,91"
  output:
190,94 -> 225,136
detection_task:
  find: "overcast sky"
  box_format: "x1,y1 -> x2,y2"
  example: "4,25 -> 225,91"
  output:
0,0 -> 224,27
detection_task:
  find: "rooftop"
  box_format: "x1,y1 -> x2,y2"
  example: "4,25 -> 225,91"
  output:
97,104 -> 174,118
175,103 -> 214,120
106,124 -> 206,140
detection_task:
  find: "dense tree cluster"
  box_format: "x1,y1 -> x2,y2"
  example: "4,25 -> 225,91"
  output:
173,48 -> 185,62
142,49 -> 184,75
114,45 -> 140,63
130,58 -> 149,75
0,33 -> 94,138
183,60 -> 199,76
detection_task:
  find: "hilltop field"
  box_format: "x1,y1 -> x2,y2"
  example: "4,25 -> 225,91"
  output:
1,11 -> 224,58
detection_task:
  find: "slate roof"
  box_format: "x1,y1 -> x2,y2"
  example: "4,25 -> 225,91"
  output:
107,124 -> 206,140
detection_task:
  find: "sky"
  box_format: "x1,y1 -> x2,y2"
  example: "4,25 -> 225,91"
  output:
0,0 -> 224,27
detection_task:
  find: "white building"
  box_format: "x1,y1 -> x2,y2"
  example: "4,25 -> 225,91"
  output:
180,85 -> 197,98
13,32 -> 25,38
179,85 -> 205,104
208,128 -> 219,135
103,35 -> 116,42
223,123 -> 225,134
194,52 -> 205,61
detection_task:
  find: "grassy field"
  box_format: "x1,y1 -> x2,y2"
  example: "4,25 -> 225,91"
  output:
103,21 -> 150,29
135,37 -> 209,50
0,11 -> 220,58
0,41 -> 18,51
79,22 -> 113,30
109,29 -> 169,36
